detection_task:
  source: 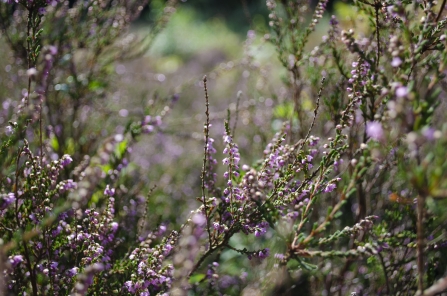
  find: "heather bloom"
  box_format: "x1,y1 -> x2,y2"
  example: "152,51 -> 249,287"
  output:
251,248 -> 270,260
104,185 -> 115,196
274,253 -> 285,260
422,127 -> 436,141
324,183 -> 336,193
330,15 -> 338,26
366,121 -> 384,142
142,125 -> 154,134
0,193 -> 15,210
9,255 -> 24,268
5,125 -> 13,136
395,86 -> 409,98
67,267 -> 78,277
254,223 -> 268,237
309,136 -> 320,146
61,154 -> 73,166
391,57 -> 402,67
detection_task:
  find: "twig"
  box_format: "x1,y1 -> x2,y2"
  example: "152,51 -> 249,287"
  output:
201,75 -> 213,245
417,275 -> 447,296
374,1 -> 381,68
377,251 -> 391,295
416,194 -> 426,293
137,185 -> 156,239
436,0 -> 446,22
296,76 -> 325,152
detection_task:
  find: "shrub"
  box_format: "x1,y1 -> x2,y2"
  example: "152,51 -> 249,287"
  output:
0,0 -> 447,295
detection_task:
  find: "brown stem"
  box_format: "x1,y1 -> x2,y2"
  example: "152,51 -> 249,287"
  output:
375,1 -> 381,68
436,0 -> 446,22
188,244 -> 221,279
22,241 -> 38,296
416,194 -> 426,293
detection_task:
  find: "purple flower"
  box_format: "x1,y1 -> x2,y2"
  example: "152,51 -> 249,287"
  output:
395,86 -> 409,98
330,15 -> 338,26
124,281 -> 136,293
391,57 -> 402,67
5,126 -> 13,136
164,244 -> 173,255
142,115 -> 151,125
142,125 -> 154,134
1,193 -> 15,210
422,127 -> 435,141
61,154 -> 73,166
274,253 -> 285,260
366,121 -> 384,141
247,30 -> 256,39
111,222 -> 118,232
309,136 -> 320,146
324,183 -> 336,193
67,267 -> 78,277
9,255 -> 24,268
258,248 -> 270,259
63,179 -> 77,191
104,185 -> 115,196
192,213 -> 206,225
254,221 -> 269,237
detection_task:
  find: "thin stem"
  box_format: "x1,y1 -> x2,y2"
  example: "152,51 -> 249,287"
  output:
436,0 -> 446,22
377,251 -> 391,295
416,194 -> 426,293
39,98 -> 43,158
201,76 -> 213,245
375,1 -> 381,68
302,77 -> 324,147
138,185 -> 156,239
22,241 -> 38,296
189,247 -> 215,278
14,147 -> 24,228
25,9 -> 33,106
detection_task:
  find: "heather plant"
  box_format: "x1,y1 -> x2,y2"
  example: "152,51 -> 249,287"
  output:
0,0 -> 447,295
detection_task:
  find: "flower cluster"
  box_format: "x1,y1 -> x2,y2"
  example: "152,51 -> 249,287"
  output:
1,0 -> 447,295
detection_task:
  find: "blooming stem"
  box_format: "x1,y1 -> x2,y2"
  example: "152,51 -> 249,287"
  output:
201,75 -> 213,245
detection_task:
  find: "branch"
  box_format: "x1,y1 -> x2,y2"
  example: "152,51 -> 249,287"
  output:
416,276 -> 447,296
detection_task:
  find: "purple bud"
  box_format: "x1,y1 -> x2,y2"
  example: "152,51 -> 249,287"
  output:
104,185 -> 115,196
61,154 -> 73,166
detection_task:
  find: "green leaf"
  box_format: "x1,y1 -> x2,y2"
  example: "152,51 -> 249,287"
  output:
273,102 -> 294,119
189,273 -> 206,284
115,140 -> 128,159
51,136 -> 59,151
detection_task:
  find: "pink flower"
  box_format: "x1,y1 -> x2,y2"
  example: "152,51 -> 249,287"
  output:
391,57 -> 402,67
366,121 -> 384,141
395,86 -> 409,98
